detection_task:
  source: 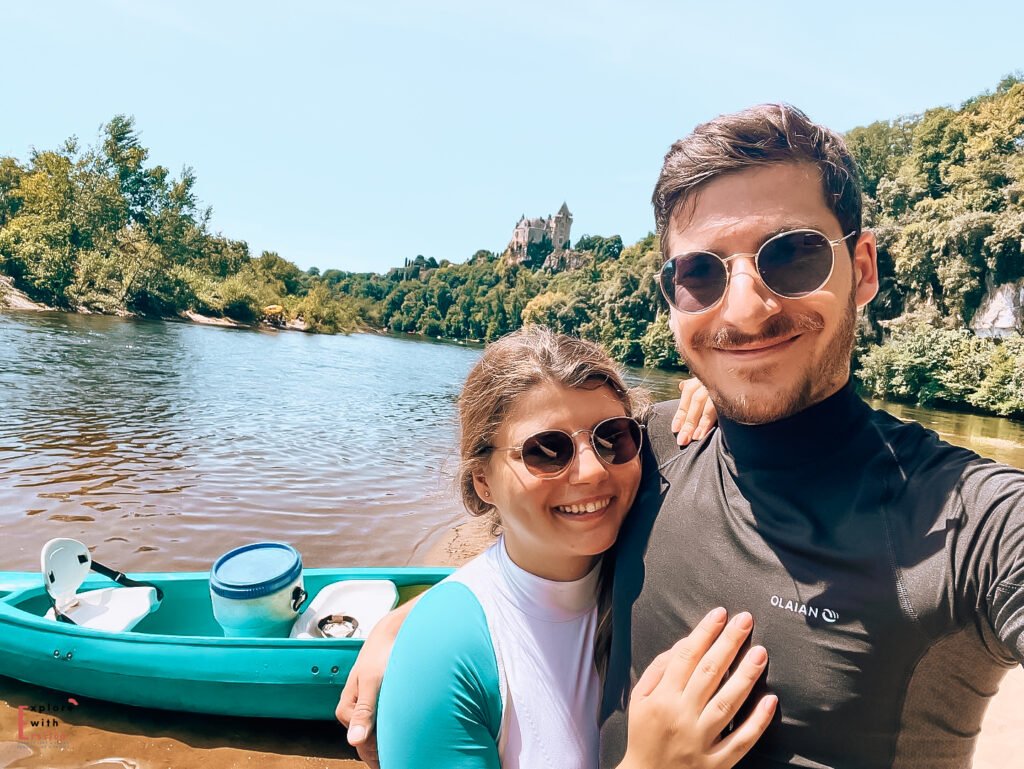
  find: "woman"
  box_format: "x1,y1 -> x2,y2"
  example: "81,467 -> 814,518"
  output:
372,327 -> 775,769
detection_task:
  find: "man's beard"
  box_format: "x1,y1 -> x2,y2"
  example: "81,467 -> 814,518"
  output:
679,294 -> 857,425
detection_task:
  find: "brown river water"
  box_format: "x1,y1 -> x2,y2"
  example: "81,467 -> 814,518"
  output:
1,310 -> 1021,768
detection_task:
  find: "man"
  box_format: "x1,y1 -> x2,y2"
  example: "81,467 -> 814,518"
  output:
600,105 -> 1024,768
340,105 -> 1024,768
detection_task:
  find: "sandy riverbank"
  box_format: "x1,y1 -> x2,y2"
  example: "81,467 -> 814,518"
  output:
178,310 -> 310,332
0,674 -> 363,768
423,514 -> 497,567
0,277 -> 311,333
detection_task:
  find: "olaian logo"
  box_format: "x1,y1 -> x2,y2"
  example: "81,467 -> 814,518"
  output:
770,595 -> 839,623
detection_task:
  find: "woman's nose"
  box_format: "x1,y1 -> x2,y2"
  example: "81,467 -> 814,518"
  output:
570,440 -> 609,483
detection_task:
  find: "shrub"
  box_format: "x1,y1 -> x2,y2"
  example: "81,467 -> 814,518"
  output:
639,314 -> 682,370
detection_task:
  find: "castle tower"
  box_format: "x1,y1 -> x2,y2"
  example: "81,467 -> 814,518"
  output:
551,202 -> 572,251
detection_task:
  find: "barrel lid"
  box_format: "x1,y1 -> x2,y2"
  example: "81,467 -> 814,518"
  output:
210,542 -> 302,599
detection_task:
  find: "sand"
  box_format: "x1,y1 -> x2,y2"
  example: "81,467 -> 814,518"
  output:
0,279 -> 308,333
422,515 -> 496,567
180,310 -> 246,328
0,675 -> 363,769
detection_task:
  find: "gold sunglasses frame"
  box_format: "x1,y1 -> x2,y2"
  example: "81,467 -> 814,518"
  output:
658,229 -> 857,315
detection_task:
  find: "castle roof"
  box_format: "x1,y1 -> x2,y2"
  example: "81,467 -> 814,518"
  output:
557,202 -> 571,215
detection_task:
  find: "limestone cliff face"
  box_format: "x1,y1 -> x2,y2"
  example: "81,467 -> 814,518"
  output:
0,276 -> 48,310
541,249 -> 588,272
972,276 -> 1024,338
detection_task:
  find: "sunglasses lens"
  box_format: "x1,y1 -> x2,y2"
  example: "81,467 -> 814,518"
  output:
662,252 -> 727,313
592,418 -> 643,464
758,230 -> 833,297
517,419 -> 642,476
520,431 -> 575,476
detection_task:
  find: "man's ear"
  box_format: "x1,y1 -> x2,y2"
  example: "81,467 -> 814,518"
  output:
852,230 -> 879,308
472,473 -> 492,505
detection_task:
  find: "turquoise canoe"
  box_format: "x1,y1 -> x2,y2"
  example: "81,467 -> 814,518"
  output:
0,567 -> 450,719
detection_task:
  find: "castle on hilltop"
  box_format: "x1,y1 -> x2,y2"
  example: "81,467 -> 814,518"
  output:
506,203 -> 572,265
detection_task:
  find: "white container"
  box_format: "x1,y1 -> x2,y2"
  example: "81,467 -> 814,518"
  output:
210,542 -> 305,638
290,580 -> 399,639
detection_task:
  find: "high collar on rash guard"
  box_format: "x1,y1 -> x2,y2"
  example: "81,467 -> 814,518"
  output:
716,380 -> 870,471
494,536 -> 600,622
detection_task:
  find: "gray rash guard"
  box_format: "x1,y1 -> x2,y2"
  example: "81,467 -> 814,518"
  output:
600,383 -> 1024,769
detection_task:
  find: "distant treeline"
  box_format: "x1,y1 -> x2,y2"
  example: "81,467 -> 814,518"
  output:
1,77 -> 1023,416
0,117 -> 355,332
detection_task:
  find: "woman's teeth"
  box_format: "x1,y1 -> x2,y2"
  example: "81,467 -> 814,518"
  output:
554,498 -> 611,515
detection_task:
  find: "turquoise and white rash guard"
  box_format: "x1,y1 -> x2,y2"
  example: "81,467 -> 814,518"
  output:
378,536 -> 601,769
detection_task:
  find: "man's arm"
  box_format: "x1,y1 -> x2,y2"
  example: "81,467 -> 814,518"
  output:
336,593 -> 421,768
961,462 -> 1024,661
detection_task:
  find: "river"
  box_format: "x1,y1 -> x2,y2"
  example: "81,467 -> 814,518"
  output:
1,310 -> 1022,768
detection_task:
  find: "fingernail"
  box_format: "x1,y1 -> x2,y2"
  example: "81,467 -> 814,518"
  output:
749,645 -> 767,664
734,611 -> 753,630
762,694 -> 778,711
692,429 -> 703,441
348,725 -> 366,743
708,606 -> 727,623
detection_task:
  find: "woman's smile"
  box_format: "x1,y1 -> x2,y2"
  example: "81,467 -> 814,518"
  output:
552,496 -> 613,516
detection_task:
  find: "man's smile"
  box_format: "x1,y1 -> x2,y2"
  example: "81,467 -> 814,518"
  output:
713,334 -> 802,359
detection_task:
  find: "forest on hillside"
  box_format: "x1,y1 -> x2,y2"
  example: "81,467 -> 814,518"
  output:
2,77 -> 1023,415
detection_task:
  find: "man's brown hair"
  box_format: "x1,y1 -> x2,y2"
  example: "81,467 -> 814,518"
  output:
653,104 -> 863,256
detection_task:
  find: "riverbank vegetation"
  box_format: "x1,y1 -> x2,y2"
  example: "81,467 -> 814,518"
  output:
2,77 -> 1023,415
849,74 -> 1024,415
0,118 -> 360,332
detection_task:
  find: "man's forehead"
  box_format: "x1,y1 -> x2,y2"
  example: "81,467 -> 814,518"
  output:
665,163 -> 838,250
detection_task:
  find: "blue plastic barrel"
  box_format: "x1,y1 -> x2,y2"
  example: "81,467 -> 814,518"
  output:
210,542 -> 304,637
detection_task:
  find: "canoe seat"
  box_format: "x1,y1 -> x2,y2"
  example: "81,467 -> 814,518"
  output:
41,538 -> 159,633
290,580 -> 399,639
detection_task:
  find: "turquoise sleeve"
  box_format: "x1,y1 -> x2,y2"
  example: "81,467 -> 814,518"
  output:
377,581 -> 502,769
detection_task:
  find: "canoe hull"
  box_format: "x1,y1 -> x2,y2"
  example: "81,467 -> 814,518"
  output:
0,567 -> 450,719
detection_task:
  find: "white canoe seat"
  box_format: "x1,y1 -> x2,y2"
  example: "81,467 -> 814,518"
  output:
290,580 -> 399,639
41,538 -> 159,633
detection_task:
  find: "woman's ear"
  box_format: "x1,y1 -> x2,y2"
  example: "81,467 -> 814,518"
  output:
472,473 -> 493,505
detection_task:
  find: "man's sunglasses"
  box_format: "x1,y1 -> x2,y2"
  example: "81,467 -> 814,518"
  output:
659,229 -> 857,314
489,416 -> 644,478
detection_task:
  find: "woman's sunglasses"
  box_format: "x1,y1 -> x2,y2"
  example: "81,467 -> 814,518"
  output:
489,416 -> 643,478
659,229 -> 857,314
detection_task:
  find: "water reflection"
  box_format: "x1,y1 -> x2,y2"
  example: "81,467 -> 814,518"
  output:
866,399 -> 1024,468
1,312 -> 476,572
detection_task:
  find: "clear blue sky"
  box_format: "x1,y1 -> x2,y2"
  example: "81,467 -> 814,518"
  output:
5,1 -> 1022,274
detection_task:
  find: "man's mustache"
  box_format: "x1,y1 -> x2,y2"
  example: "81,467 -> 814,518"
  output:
690,312 -> 826,350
